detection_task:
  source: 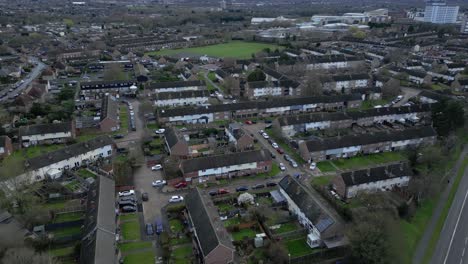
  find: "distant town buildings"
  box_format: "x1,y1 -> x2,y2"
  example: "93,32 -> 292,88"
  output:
311,9 -> 390,26
424,0 -> 459,24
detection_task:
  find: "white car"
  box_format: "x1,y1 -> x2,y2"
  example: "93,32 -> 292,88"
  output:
152,180 -> 167,187
262,133 -> 269,139
155,129 -> 165,134
169,196 -> 184,203
151,164 -> 163,171
118,190 -> 135,197
291,162 -> 298,168
258,130 -> 264,134
271,142 -> 279,149
309,162 -> 317,170
279,163 -> 286,171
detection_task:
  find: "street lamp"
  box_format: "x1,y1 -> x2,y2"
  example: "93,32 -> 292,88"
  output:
288,253 -> 291,264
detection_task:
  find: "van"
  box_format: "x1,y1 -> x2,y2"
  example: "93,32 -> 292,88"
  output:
155,218 -> 163,234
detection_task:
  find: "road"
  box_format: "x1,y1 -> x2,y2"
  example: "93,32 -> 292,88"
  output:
430,149 -> 468,264
0,57 -> 46,102
394,87 -> 421,107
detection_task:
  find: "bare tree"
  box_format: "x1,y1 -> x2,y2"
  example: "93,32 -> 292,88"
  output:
382,78 -> 401,99
302,71 -> 323,96
103,64 -> 125,81
2,247 -> 58,264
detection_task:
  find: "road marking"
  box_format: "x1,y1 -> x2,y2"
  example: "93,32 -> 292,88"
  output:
444,190 -> 468,264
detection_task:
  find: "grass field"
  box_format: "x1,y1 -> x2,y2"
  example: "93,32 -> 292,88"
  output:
123,251 -> 155,264
147,41 -> 283,59
311,175 -> 334,187
52,226 -> 82,238
316,161 -> 337,172
284,237 -> 318,257
171,244 -> 193,264
77,169 -> 96,179
49,245 -> 75,257
323,152 -> 407,171
231,228 -> 256,241
169,219 -> 184,233
274,222 -> 299,234
118,241 -> 152,253
54,212 -> 84,223
121,221 -> 141,241
120,106 -> 129,133
120,213 -> 138,222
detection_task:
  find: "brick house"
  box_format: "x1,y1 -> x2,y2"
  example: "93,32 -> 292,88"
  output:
225,123 -> 254,151
19,121 -> 76,147
99,95 -> 120,133
164,127 -> 190,158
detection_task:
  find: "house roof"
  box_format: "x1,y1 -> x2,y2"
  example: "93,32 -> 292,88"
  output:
329,73 -> 370,82
304,126 -> 436,152
181,149 -> 271,173
279,176 -> 338,235
19,122 -> 73,137
101,95 -> 119,122
26,136 -> 113,170
0,136 -> 9,148
458,79 -> 468,86
149,80 -> 205,89
341,162 -> 412,186
185,188 -> 234,258
80,175 -> 116,264
164,127 -> 181,149
447,63 -> 465,69
80,80 -> 136,90
156,90 -> 208,101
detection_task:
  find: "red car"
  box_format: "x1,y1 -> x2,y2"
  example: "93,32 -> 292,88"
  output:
217,188 -> 230,195
276,148 -> 284,154
174,181 -> 187,189
244,120 -> 253,125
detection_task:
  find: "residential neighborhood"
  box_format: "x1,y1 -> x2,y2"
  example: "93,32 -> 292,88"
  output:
0,0 -> 467,264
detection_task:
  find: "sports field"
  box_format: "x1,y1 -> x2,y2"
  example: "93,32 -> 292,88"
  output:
146,41 -> 283,59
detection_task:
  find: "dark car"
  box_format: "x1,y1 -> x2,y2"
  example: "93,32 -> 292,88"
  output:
119,201 -> 136,208
276,148 -> 284,154
119,197 -> 136,203
142,192 -> 149,201
209,190 -> 218,196
146,223 -> 154,236
270,153 -> 276,159
236,186 -> 249,192
174,181 -> 188,189
117,147 -> 129,154
252,184 -> 265,190
113,134 -> 124,139
265,120 -> 273,124
121,205 -> 137,212
266,182 -> 277,187
155,218 -> 163,234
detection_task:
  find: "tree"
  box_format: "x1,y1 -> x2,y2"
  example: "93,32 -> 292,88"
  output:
223,76 -> 239,95
432,100 -> 465,137
113,156 -> 133,186
381,78 -> 400,99
237,193 -> 254,205
57,87 -> 75,101
103,64 -> 125,81
2,247 -> 58,264
302,71 -> 323,96
247,69 -> 266,82
264,242 -> 288,264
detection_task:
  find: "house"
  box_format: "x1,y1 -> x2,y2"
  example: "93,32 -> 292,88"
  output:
306,55 -> 364,70
451,79 -> 468,92
246,79 -> 301,99
154,90 -> 209,107
321,74 -> 370,93
164,127 -> 190,158
446,63 -> 466,74
19,121 -> 76,147
333,163 -> 412,199
275,104 -> 431,137
185,188 -> 235,264
388,67 -> 430,85
180,149 -> 272,183
13,136 -> 114,183
80,80 -> 137,96
298,126 -> 437,162
99,95 -> 120,133
418,90 -> 451,104
80,175 -> 117,264
225,123 -> 254,151
0,136 -> 13,158
149,80 -> 206,94
279,176 -> 345,249
14,80 -> 49,112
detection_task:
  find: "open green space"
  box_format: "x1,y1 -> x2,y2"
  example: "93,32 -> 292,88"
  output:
121,221 -> 141,241
77,169 -> 96,179
118,241 -> 152,253
120,213 -> 138,222
422,157 -> 468,263
64,180 -> 82,192
171,244 -> 193,264
274,222 -> 299,234
223,217 -> 241,227
316,161 -> 336,172
217,203 -> 235,213
231,228 -> 256,241
49,245 -> 75,257
284,237 -> 317,257
146,41 -> 283,59
52,226 -> 82,238
170,236 -> 191,246
120,106 -> 129,133
311,175 -> 334,187
54,212 -> 84,223
43,199 -> 79,211
330,152 -> 407,171
123,250 -> 155,264
359,99 -> 390,110
169,219 -> 184,233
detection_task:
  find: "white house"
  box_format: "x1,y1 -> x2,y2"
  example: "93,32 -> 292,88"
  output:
154,90 -> 209,107
149,80 -> 206,93
19,122 -> 76,147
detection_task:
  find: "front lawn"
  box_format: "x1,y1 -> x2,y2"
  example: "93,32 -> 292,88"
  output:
121,221 -> 141,241
170,236 -> 191,246
123,251 -> 155,264
171,244 -> 193,264
284,237 -> 317,257
273,222 -> 299,234
317,161 -> 336,172
223,217 -> 241,227
52,226 -> 82,238
120,106 -> 129,133
54,212 -> 84,223
49,245 -> 75,257
119,241 -> 152,253
231,228 -> 256,241
77,169 -> 96,179
120,213 -> 137,221
331,152 -> 406,170
311,175 -> 334,187
217,203 -> 235,212
169,219 -> 184,233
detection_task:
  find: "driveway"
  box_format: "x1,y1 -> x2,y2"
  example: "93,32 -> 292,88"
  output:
394,87 -> 421,107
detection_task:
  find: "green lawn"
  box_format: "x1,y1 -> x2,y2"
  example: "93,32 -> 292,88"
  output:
317,161 -> 337,172
217,203 -> 235,212
52,226 -> 82,238
121,221 -> 141,241
146,123 -> 159,130
147,41 -> 283,59
422,158 -> 468,263
118,241 -> 152,253
54,212 -> 84,223
77,169 -> 96,179
49,245 -> 75,257
76,133 -> 101,142
331,152 -> 407,171
120,106 -> 129,133
274,222 -> 299,234
43,199 -> 79,211
284,237 -> 317,257
64,180 -> 82,192
231,228 -> 256,241
3,144 -> 65,165
123,251 -> 155,264
311,175 -> 334,187
171,244 -> 193,264
360,99 -> 390,110
120,213 -> 137,221
170,236 -> 191,246
208,72 -> 216,81
223,217 -> 241,227
169,219 -> 184,233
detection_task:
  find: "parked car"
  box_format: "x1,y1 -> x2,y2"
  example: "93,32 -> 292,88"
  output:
155,219 -> 163,234
258,130 -> 264,134
151,164 -> 163,171
236,186 -> 249,192
266,182 -> 277,187
174,181 -> 187,189
279,163 -> 286,171
121,205 -> 137,212
119,196 -> 136,203
309,162 -> 317,170
271,142 -> 279,149
209,190 -> 218,196
118,201 -> 136,208
118,190 -> 135,197
142,192 -> 149,201
146,223 -> 154,236
284,154 -> 292,162
154,129 -> 165,134
169,196 -> 184,203
152,180 -> 167,187
113,134 -> 124,139
262,133 -> 269,139
290,161 -> 298,168
245,120 -> 253,125
252,184 -> 265,190
217,188 -> 229,195
276,148 -> 284,154
270,153 -> 276,159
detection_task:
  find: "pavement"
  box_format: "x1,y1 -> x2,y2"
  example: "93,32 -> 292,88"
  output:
0,57 -> 46,102
429,147 -> 468,264
412,146 -> 468,264
395,87 -> 421,107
